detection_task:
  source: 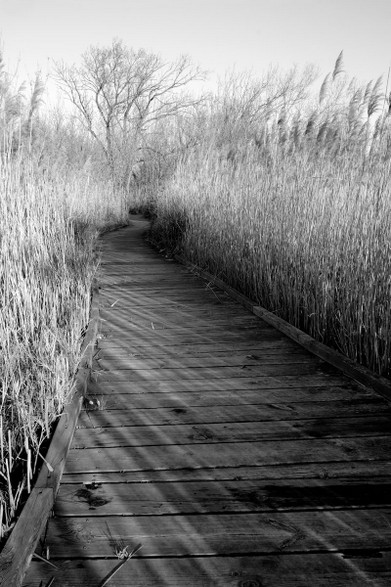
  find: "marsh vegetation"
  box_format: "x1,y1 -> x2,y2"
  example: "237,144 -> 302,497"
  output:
1,44 -> 390,540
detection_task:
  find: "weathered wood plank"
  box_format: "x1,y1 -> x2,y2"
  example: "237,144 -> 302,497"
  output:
62,461 -> 391,484
25,549 -> 391,587
72,416 -> 391,448
23,552 -> 391,587
100,291 -> 234,307
99,328 -> 281,345
100,306 -> 262,323
0,489 -> 53,587
95,338 -> 316,355
55,478 -> 391,516
100,321 -> 284,337
95,341 -> 303,358
99,331 -> 288,347
92,364 -> 339,383
118,316 -> 268,330
88,377 -> 368,396
64,437 -> 391,474
100,264 -> 186,272
95,352 -> 317,371
100,306 -> 243,320
99,329 -> 289,346
100,318 -> 266,333
77,399 -> 390,426
35,283 -> 100,491
41,509 -> 391,557
100,281 -> 218,291
35,392 -> 85,494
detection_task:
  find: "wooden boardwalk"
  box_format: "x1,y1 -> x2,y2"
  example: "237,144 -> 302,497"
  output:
24,217 -> 391,586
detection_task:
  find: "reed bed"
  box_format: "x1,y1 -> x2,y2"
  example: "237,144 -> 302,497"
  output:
151,75 -> 391,380
2,47 -> 390,544
0,151 -> 130,540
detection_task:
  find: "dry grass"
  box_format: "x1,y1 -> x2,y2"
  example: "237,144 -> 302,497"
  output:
0,48 -> 133,541
2,48 -> 390,544
0,151 -> 130,539
150,68 -> 391,380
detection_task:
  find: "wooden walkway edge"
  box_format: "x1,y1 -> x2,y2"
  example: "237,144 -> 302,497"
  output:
0,282 -> 100,587
22,217 -> 391,586
176,256 -> 391,402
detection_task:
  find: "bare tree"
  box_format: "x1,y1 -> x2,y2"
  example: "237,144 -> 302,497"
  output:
55,39 -> 204,186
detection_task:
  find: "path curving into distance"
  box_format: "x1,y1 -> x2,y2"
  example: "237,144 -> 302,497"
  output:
24,216 -> 391,586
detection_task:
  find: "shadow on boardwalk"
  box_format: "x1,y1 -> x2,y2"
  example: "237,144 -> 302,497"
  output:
24,217 -> 391,586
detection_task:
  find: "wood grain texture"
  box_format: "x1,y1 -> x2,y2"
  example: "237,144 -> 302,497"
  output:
71,416 -> 391,448
63,436 -> 391,474
88,374 -> 368,392
0,489 -> 53,587
54,478 -> 391,515
22,217 -> 391,586
76,402 -> 391,427
62,460 -> 391,484
38,509 -> 391,557
23,552 -> 391,587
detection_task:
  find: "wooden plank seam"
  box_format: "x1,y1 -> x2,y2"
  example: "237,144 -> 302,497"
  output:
175,255 -> 391,402
0,281 -> 100,587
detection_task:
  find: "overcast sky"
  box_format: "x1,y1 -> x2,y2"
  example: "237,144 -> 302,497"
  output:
1,0 -> 390,97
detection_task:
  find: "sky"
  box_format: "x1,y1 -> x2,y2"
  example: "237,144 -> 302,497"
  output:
1,0 -> 391,101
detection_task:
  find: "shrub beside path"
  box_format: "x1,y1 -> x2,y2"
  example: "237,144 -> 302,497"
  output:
23,217 -> 391,586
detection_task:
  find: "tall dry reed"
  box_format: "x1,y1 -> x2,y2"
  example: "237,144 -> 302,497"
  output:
150,70 -> 391,379
0,150 -> 130,540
